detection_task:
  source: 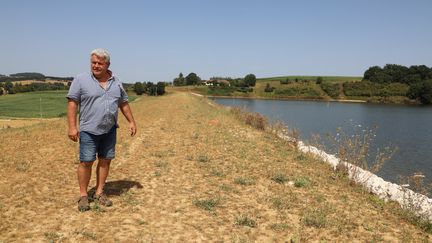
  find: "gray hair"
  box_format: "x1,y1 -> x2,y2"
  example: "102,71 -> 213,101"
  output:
90,48 -> 110,63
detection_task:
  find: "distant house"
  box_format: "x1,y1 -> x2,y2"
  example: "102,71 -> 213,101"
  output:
201,79 -> 231,87
201,80 -> 213,86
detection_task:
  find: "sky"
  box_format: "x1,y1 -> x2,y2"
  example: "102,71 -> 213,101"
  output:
1,0 -> 431,83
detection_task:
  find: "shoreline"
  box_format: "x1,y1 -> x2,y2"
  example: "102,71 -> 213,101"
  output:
202,92 -> 432,220
193,93 -> 368,104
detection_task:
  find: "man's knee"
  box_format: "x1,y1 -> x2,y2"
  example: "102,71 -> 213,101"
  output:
79,161 -> 94,168
98,158 -> 111,166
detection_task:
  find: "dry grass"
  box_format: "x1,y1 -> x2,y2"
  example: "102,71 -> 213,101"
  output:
0,92 -> 430,242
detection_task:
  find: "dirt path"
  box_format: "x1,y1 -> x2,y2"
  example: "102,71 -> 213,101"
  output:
0,92 -> 429,242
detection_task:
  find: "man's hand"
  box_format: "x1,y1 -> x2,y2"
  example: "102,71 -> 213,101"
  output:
68,127 -> 80,142
129,122 -> 137,136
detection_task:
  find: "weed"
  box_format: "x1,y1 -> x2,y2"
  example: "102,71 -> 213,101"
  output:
267,120 -> 300,147
192,132 -> 199,139
186,155 -> 194,161
234,176 -> 256,186
302,208 -> 327,228
318,125 -> 395,184
231,107 -> 268,130
269,223 -> 290,232
235,215 -> 257,228
294,176 -> 311,188
295,153 -> 307,161
211,169 -> 224,177
271,196 -> 290,210
397,172 -> 432,233
155,160 -> 168,169
44,232 -> 62,242
340,194 -> 348,203
16,160 -> 30,172
91,202 -> 106,213
197,154 -> 210,163
121,191 -> 140,206
271,173 -> 289,184
368,194 -> 385,210
219,184 -> 235,193
74,229 -> 97,240
151,151 -> 166,158
154,171 -> 161,177
137,219 -> 146,225
194,198 -> 220,211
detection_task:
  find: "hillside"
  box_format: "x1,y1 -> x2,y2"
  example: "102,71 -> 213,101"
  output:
0,92 -> 430,242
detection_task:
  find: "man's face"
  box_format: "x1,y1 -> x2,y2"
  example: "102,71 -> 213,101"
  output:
91,54 -> 110,78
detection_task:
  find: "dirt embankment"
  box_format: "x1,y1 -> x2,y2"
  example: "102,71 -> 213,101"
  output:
0,92 -> 429,242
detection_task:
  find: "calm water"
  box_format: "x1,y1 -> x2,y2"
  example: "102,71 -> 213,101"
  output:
213,98 -> 432,184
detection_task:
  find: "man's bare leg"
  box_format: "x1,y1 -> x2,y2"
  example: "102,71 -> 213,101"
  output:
77,161 -> 94,197
95,158 -> 111,195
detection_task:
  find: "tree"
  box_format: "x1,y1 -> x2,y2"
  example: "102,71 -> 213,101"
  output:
156,82 -> 166,95
133,82 -> 145,95
173,72 -> 186,86
316,76 -> 323,84
383,64 -> 409,83
407,80 -> 432,104
5,81 -> 15,94
244,74 -> 256,87
264,83 -> 274,92
185,72 -> 201,85
420,80 -> 432,104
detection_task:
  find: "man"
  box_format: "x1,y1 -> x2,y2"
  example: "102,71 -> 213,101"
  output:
67,48 -> 137,212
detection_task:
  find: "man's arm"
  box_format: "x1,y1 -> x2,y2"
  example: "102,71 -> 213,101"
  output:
119,102 -> 137,136
67,99 -> 80,142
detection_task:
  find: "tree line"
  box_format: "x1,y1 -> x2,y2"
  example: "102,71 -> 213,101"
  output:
0,72 -> 73,82
0,81 -> 70,95
132,82 -> 166,96
362,64 -> 432,104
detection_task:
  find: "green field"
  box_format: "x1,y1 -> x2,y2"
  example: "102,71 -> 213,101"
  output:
0,91 -> 137,118
0,91 -> 68,118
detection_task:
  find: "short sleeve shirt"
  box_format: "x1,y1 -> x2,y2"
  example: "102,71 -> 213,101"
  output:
67,72 -> 128,135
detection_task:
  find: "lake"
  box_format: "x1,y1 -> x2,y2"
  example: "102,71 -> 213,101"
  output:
213,98 -> 432,185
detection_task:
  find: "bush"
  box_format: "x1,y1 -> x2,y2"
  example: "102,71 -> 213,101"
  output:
274,86 -> 321,98
320,82 -> 341,98
280,78 -> 290,85
236,87 -> 253,93
264,83 -> 274,92
208,86 -> 235,96
230,107 -> 268,130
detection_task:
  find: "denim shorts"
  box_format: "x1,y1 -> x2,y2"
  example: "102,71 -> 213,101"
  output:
79,126 -> 117,162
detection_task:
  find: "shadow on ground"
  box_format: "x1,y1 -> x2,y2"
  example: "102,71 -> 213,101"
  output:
88,180 -> 143,196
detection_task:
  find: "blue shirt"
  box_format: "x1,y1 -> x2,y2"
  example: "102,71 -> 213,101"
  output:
67,72 -> 128,135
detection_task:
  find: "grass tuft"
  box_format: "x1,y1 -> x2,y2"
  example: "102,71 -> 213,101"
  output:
235,215 -> 257,228
302,208 -> 327,228
294,176 -> 312,188
269,223 -> 290,232
197,154 -> 210,163
194,198 -> 220,211
271,173 -> 289,184
234,176 -> 256,186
